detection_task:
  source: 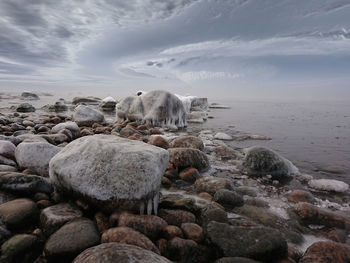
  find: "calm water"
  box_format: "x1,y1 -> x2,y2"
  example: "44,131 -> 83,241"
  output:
1,92 -> 349,184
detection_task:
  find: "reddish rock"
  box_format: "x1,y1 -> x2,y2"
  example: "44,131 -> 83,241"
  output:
128,133 -> 145,141
179,167 -> 200,183
299,241 -> 350,263
195,176 -> 233,195
94,212 -> 110,234
118,213 -> 167,240
36,200 -> 52,209
150,128 -> 163,135
293,202 -> 350,229
158,209 -> 196,227
199,192 -> 212,200
170,136 -> 204,151
94,126 -> 105,134
92,123 -> 103,129
156,238 -> 168,256
101,226 -> 160,254
37,126 -> 50,133
181,223 -> 203,243
51,117 -> 61,124
161,177 -> 172,187
148,136 -> 169,149
119,127 -> 140,138
162,225 -> 183,240
168,148 -> 210,172
287,190 -> 315,204
166,237 -> 199,261
80,128 -> 93,136
215,145 -> 239,160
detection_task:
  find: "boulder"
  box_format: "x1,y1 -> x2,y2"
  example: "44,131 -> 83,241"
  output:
49,135 -> 169,213
51,121 -> 80,139
15,141 -> 61,176
170,136 -> 204,150
168,148 -> 210,172
73,105 -> 104,126
40,203 -> 83,236
0,198 -> 38,228
240,146 -> 299,180
16,103 -> 35,113
195,177 -> 233,195
158,209 -> 196,227
200,204 -> 228,226
308,179 -> 349,193
148,136 -> 169,149
72,96 -> 102,105
0,141 -> 16,159
100,97 -> 117,111
213,189 -> 244,208
181,222 -> 203,243
44,218 -> 100,261
166,237 -> 199,261
299,241 -> 350,263
206,221 -> 288,262
116,90 -> 187,128
162,225 -> 183,240
73,243 -> 171,263
101,226 -> 159,254
0,172 -> 53,195
20,92 -> 39,100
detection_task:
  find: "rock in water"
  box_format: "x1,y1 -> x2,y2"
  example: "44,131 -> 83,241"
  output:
20,92 -> 39,100
240,146 -> 299,180
308,179 -> 349,193
49,134 -> 169,213
73,243 -> 171,263
116,90 -> 187,128
73,105 -> 104,126
299,241 -> 350,263
16,103 -> 35,113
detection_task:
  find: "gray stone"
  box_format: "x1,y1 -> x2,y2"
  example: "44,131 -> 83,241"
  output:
0,141 -> 16,159
72,96 -> 101,105
15,141 -> 61,176
0,165 -> 17,172
16,103 -> 35,113
20,92 -> 39,100
0,136 -> 21,146
51,121 -> 80,139
73,243 -> 171,263
213,189 -> 244,208
73,105 -> 104,126
50,135 -> 169,213
0,156 -> 16,167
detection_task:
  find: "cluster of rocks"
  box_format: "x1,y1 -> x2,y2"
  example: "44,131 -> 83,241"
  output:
0,93 -> 349,263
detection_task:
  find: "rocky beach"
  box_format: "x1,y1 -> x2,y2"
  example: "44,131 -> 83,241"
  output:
0,90 -> 349,263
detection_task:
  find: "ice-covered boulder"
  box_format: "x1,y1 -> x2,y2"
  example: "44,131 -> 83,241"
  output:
49,134 -> 169,214
99,96 -> 117,111
240,146 -> 299,180
175,95 -> 208,113
308,179 -> 349,193
116,90 -> 186,128
73,105 -> 104,126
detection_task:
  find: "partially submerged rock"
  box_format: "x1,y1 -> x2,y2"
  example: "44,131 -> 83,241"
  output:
100,96 -> 117,111
116,90 -> 187,128
49,135 -> 169,214
16,103 -> 35,113
72,96 -> 101,105
20,92 -> 39,100
308,179 -> 349,193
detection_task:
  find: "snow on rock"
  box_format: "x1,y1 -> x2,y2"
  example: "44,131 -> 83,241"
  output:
308,179 -> 349,193
175,94 -> 208,113
116,90 -> 187,128
214,132 -> 233,141
209,103 -> 230,109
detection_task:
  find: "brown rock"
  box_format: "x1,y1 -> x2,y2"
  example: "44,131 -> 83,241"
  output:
299,241 -> 350,263
166,237 -> 199,261
150,128 -> 163,135
199,192 -> 212,200
51,117 -> 61,124
164,169 -> 178,180
119,127 -> 140,138
215,145 -> 239,160
118,213 -> 167,240
158,209 -> 196,227
162,225 -> 183,240
168,148 -> 210,172
101,226 -> 160,254
156,238 -> 168,255
179,167 -> 200,183
36,200 -> 52,209
195,176 -> 233,195
80,128 -> 94,136
128,133 -> 145,141
181,223 -> 203,243
148,136 -> 169,149
287,190 -> 315,204
94,212 -> 110,234
161,177 -> 172,187
94,126 -> 106,134
170,136 -> 204,151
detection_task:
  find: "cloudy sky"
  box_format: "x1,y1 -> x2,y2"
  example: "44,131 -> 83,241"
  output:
1,0 -> 350,100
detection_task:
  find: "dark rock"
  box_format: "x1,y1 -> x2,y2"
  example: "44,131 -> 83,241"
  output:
299,241 -> 350,263
0,136 -> 21,146
158,209 -> 196,227
213,189 -> 244,208
21,92 -> 39,100
101,226 -> 159,254
44,218 -> 100,261
73,243 -> 171,263
195,177 -> 233,195
0,156 -> 16,166
179,167 -> 200,183
72,96 -> 101,105
200,204 -> 228,226
181,223 -> 203,243
16,103 -> 35,113
149,136 -> 170,149
214,258 -> 262,263
166,237 -> 199,262
168,148 -> 210,172
206,221 -> 288,262
94,212 -> 110,234
170,136 -> 204,151
162,225 -> 183,240
0,224 -> 10,245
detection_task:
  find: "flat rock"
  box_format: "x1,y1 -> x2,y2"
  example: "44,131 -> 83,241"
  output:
44,218 -> 100,261
73,243 -> 171,263
214,132 -> 233,141
308,179 -> 349,193
15,141 -> 61,176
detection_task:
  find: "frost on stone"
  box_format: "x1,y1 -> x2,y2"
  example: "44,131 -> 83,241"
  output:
176,94 -> 209,113
102,96 -> 116,103
308,179 -> 349,193
116,90 -> 187,128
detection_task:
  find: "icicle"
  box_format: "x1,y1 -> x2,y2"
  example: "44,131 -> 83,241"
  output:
139,201 -> 145,215
147,198 -> 153,215
153,193 -> 159,216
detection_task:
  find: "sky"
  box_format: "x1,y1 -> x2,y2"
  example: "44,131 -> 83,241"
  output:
0,0 -> 350,100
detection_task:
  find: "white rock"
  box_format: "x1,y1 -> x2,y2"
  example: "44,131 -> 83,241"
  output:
49,134 -> 169,212
214,132 -> 233,141
73,105 -> 104,126
51,121 -> 80,139
102,96 -> 116,103
209,103 -> 230,109
308,179 -> 349,193
15,141 -> 61,176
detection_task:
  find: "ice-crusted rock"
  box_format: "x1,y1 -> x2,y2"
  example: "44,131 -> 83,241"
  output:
99,96 -> 117,111
15,141 -> 61,177
240,146 -> 299,180
116,90 -> 187,128
308,179 -> 349,193
73,105 -> 104,126
175,94 -> 208,113
49,134 -> 169,214
214,132 -> 233,141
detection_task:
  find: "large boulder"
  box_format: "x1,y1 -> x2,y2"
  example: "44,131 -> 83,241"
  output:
73,105 -> 104,126
206,221 -> 288,262
73,243 -> 171,263
116,90 -> 187,128
240,146 -> 299,180
15,141 -> 61,177
49,135 -> 169,213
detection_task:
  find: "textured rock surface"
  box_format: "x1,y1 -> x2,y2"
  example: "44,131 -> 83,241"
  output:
116,90 -> 187,128
50,135 -> 169,213
73,105 -> 104,126
158,209 -> 196,227
240,146 -> 299,180
0,141 -> 16,159
15,141 -> 61,176
168,148 -> 210,172
206,221 -> 287,261
51,121 -> 80,139
308,179 -> 349,193
299,241 -> 350,263
170,136 -> 204,150
73,243 -> 171,263
195,177 -> 233,195
213,189 -> 244,208
16,103 -> 35,112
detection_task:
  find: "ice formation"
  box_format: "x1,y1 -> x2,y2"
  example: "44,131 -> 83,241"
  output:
308,179 -> 349,193
102,96 -> 116,103
175,94 -> 209,113
116,90 -> 187,128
